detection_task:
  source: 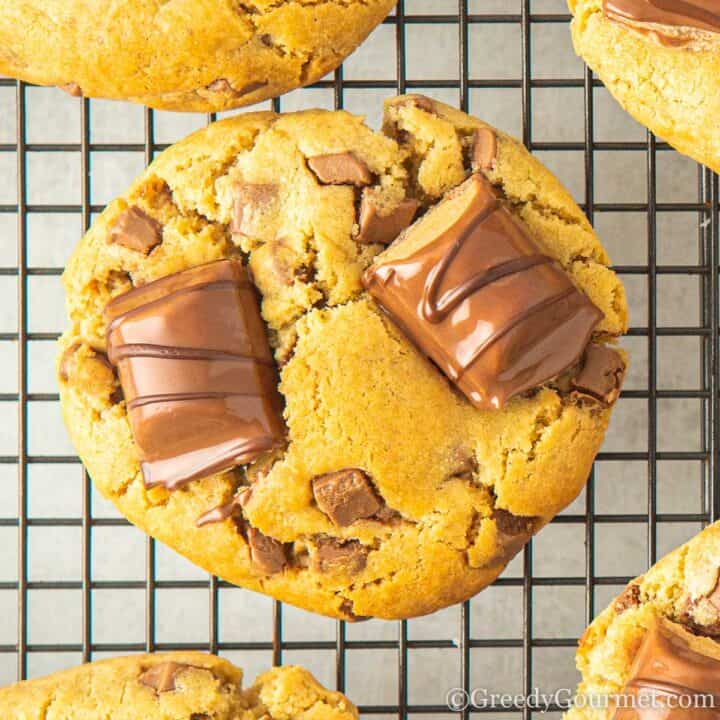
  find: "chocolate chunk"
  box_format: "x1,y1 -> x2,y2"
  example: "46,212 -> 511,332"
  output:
206,78 -> 268,96
401,94 -> 437,114
611,619 -> 720,720
104,260 -> 286,490
357,194 -> 420,245
493,509 -> 536,562
307,153 -> 374,187
247,527 -> 287,574
374,505 -> 400,522
471,127 -> 497,173
59,343 -> 81,382
603,1 -> 720,47
237,81 -> 269,96
109,206 -> 163,255
493,509 -> 535,536
231,182 -> 278,237
313,537 -> 368,574
139,662 -> 189,693
312,469 -> 381,526
363,174 -> 603,410
614,583 -> 641,614
60,82 -> 82,97
571,344 -> 625,404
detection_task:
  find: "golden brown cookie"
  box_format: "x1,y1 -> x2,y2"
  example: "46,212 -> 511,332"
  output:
0,653 -> 357,719
58,96 -> 628,620
565,521 -> 720,720
0,0 -> 395,111
569,1 -> 720,173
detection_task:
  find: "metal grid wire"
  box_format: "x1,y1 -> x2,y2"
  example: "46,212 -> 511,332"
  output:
0,0 -> 718,714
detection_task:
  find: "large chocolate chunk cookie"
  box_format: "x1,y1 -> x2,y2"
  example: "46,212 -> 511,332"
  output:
58,96 -> 628,619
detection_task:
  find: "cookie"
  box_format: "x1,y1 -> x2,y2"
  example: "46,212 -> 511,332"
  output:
569,1 -> 720,173
565,521 -> 720,720
58,95 -> 628,620
0,652 -> 357,719
0,0 -> 395,112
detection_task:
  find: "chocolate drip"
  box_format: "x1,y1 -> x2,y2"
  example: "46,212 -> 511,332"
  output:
105,260 -> 286,490
604,1 -> 720,45
364,174 -> 603,409
421,197 -> 554,320
613,619 -> 720,720
108,343 -> 275,364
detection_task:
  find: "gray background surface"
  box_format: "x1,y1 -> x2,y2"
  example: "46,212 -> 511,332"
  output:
0,0 -> 711,714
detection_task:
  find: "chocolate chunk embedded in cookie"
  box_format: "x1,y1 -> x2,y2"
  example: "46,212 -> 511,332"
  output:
104,260 -> 286,490
364,174 -> 603,410
312,469 -> 382,526
307,153 -> 374,186
109,206 -> 163,255
58,97 -> 627,620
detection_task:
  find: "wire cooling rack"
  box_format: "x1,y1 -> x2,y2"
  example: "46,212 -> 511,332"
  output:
0,0 -> 717,715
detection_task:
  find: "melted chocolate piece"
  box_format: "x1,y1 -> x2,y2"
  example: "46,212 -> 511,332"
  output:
492,509 -> 537,563
231,182 -> 278,237
247,526 -> 287,574
307,153 -> 374,186
313,537 -> 368,574
572,344 -> 626,403
312,469 -> 381,526
105,260 -> 286,490
604,1 -> 720,45
139,662 -> 189,693
357,194 -> 420,245
109,206 -> 163,255
612,620 -> 720,720
471,128 -> 498,173
363,174 -> 603,410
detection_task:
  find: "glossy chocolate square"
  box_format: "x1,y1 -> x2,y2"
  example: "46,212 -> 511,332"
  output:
613,620 -> 720,720
105,260 -> 285,489
363,174 -> 603,409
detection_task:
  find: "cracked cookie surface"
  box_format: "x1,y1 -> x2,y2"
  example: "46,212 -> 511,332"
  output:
569,0 -> 720,173
564,521 -> 720,720
0,652 -> 357,719
58,96 -> 628,620
0,0 -> 395,111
